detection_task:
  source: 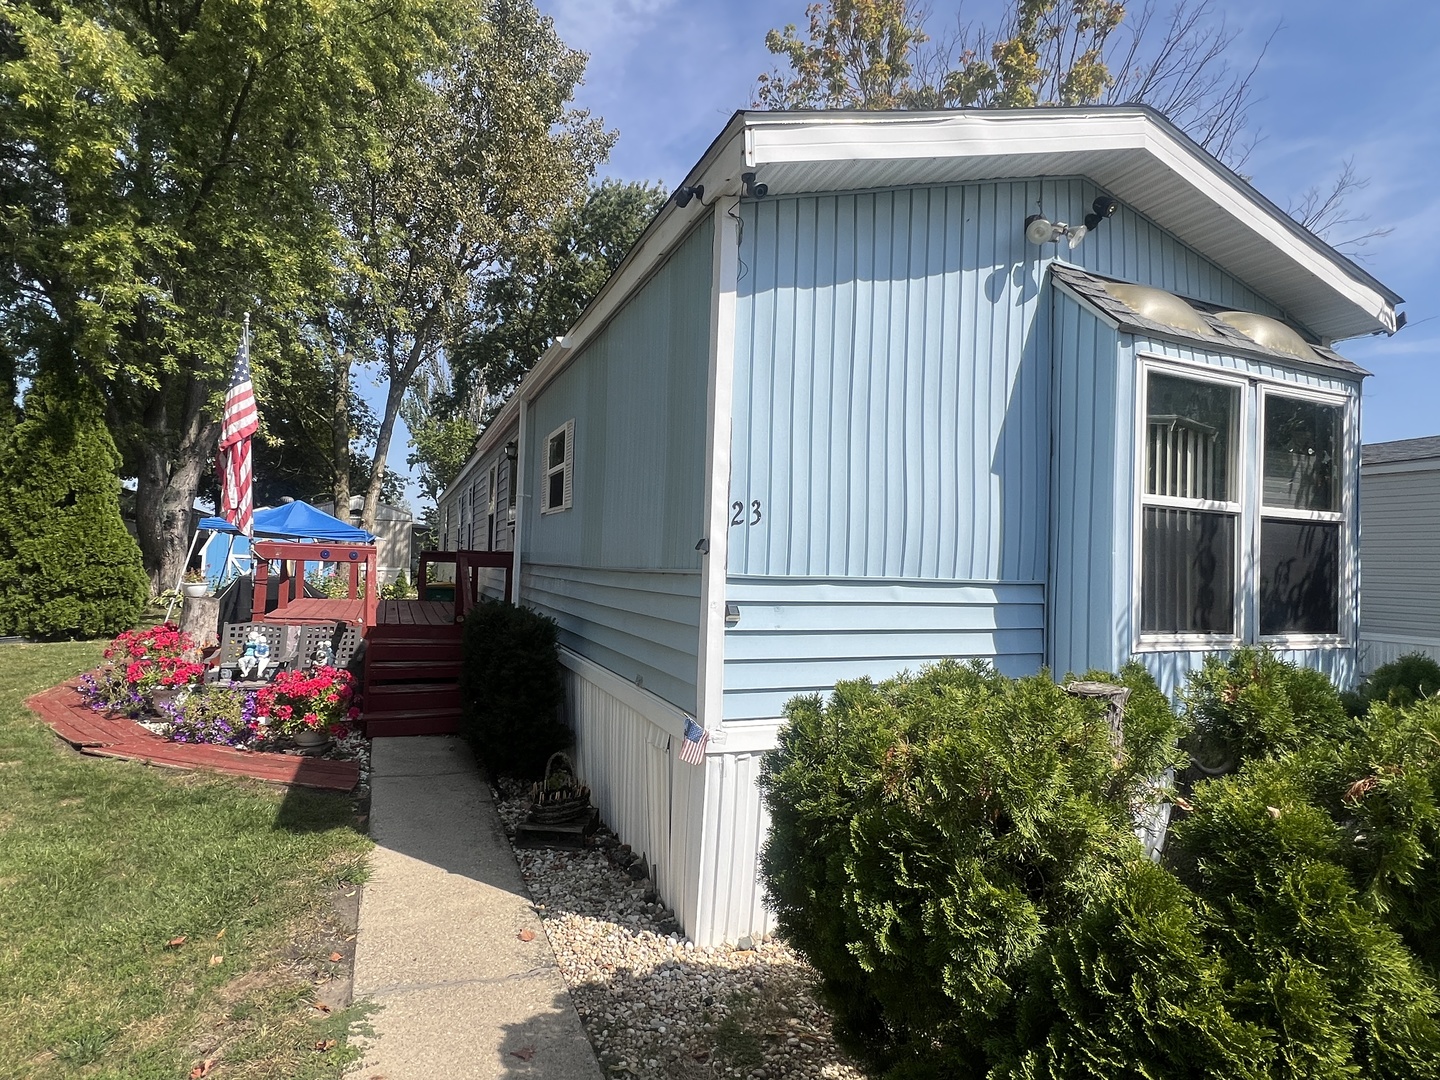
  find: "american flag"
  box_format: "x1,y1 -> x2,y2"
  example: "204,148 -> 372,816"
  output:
217,320 -> 258,535
678,715 -> 708,765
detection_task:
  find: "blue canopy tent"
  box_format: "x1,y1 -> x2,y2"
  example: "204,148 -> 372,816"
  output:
197,500 -> 376,544
170,501 -> 379,624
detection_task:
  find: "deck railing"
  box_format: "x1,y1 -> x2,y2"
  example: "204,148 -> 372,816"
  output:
416,549 -> 514,622
252,540 -> 379,628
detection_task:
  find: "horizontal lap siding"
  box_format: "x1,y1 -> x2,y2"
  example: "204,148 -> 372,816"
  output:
525,564 -> 702,714
722,577 -> 1045,721
1360,469 -> 1440,638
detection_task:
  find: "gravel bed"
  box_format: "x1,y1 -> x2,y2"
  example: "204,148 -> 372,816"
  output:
495,787 -> 867,1079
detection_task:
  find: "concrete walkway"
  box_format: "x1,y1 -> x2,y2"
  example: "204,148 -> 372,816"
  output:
347,737 -> 603,1080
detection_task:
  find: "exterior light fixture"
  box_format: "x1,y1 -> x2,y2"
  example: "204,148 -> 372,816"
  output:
1025,194 -> 1119,249
503,440 -> 517,465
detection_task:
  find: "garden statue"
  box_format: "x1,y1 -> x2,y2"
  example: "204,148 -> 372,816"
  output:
310,639 -> 335,669
237,629 -> 271,680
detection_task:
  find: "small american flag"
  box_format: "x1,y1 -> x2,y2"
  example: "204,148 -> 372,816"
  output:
678,715 -> 708,765
217,318 -> 258,535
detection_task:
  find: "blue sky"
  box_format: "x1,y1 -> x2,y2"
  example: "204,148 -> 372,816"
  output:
382,0 -> 1440,507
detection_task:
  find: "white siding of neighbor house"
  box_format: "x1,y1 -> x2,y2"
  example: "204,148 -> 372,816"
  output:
1359,465 -> 1440,671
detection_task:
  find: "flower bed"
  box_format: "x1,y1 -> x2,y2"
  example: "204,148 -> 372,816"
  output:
78,625 -> 361,753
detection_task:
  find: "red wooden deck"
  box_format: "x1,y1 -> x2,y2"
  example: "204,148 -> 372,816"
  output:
377,599 -> 456,627
258,597 -> 365,625
26,680 -> 360,791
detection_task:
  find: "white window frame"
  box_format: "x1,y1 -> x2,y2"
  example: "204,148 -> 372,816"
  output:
1132,357 -> 1353,652
1134,362 -> 1247,649
540,419 -> 574,515
1255,383 -> 1351,648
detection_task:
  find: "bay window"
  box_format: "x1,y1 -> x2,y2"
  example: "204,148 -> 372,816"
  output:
1138,365 -> 1349,645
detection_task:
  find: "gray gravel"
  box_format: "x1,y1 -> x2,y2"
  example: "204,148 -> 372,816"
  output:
495,792 -> 867,1079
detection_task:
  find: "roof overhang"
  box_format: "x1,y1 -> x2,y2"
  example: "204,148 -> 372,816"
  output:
735,107 -> 1400,342
456,106 -> 1403,490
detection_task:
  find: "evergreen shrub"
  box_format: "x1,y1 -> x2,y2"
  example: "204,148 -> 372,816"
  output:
1182,645 -> 1353,767
458,597 -> 567,778
1343,653 -> 1440,716
761,654 -> 1440,1079
758,660 -> 1187,1077
0,369 -> 148,639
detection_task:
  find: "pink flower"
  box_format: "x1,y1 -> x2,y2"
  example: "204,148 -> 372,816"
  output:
302,712 -> 320,728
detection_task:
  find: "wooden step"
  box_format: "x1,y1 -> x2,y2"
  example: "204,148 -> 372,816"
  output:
366,623 -> 461,642
363,684 -> 459,714
365,640 -> 463,663
364,709 -> 462,737
365,658 -> 462,681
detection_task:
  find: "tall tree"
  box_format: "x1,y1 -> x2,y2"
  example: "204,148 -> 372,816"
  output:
758,0 -> 1263,167
0,0 -> 436,588
402,177 -> 666,505
330,0 -> 612,532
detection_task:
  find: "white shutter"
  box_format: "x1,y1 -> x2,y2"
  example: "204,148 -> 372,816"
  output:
562,418 -> 575,511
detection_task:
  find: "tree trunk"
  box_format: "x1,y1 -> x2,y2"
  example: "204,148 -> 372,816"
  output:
361,370 -> 409,532
133,374 -> 220,592
332,352 -> 352,514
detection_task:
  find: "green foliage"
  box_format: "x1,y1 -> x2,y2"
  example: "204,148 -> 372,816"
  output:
0,368 -> 148,638
761,654 -> 1440,1079
380,571 -> 415,600
1182,646 -> 1354,767
756,0 -> 1261,166
1343,653 -> 1440,716
758,660 -> 1186,1076
457,598 -> 566,778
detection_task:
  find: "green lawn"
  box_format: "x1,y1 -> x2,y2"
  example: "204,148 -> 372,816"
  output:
0,641 -> 372,1079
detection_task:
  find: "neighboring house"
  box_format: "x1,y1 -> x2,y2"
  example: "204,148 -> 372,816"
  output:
316,497 -> 414,586
1359,437 -> 1440,669
437,107 -> 1403,946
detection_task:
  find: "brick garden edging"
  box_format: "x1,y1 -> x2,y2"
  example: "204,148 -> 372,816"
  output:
25,678 -> 360,792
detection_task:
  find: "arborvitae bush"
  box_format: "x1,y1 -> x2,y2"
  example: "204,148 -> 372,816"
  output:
758,660 -> 1187,1078
761,653 -> 1440,1079
1182,645 -> 1353,766
457,597 -> 567,778
1343,653 -> 1440,716
0,368 -> 148,639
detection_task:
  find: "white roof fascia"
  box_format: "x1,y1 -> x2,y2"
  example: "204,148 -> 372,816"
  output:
741,108 -> 1399,338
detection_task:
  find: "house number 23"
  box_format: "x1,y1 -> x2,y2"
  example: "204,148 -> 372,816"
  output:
730,500 -> 762,526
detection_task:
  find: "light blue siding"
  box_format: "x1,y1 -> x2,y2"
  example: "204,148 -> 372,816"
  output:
521,217 -> 714,713
724,177 -> 1289,719
722,577 -> 1045,721
728,179 -> 1279,585
1048,299 -> 1127,678
1049,294 -> 1364,689
525,565 -> 702,714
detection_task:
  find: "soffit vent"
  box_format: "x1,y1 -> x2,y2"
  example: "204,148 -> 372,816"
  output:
1101,282 -> 1215,338
1215,311 -> 1319,362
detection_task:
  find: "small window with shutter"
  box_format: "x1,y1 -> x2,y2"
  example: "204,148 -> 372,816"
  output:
541,419 -> 574,514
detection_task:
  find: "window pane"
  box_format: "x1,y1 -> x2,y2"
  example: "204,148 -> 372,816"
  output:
1264,396 -> 1341,511
548,431 -> 566,469
1146,374 -> 1236,502
1142,507 -> 1235,634
1260,520 -> 1340,635
548,471 -> 564,509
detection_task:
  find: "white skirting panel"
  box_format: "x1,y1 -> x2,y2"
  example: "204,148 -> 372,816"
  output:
1359,634 -> 1440,674
693,743 -> 778,946
559,648 -> 707,940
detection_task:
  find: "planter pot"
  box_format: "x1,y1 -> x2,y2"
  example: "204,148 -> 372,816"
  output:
182,582 -> 209,599
293,728 -> 329,748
